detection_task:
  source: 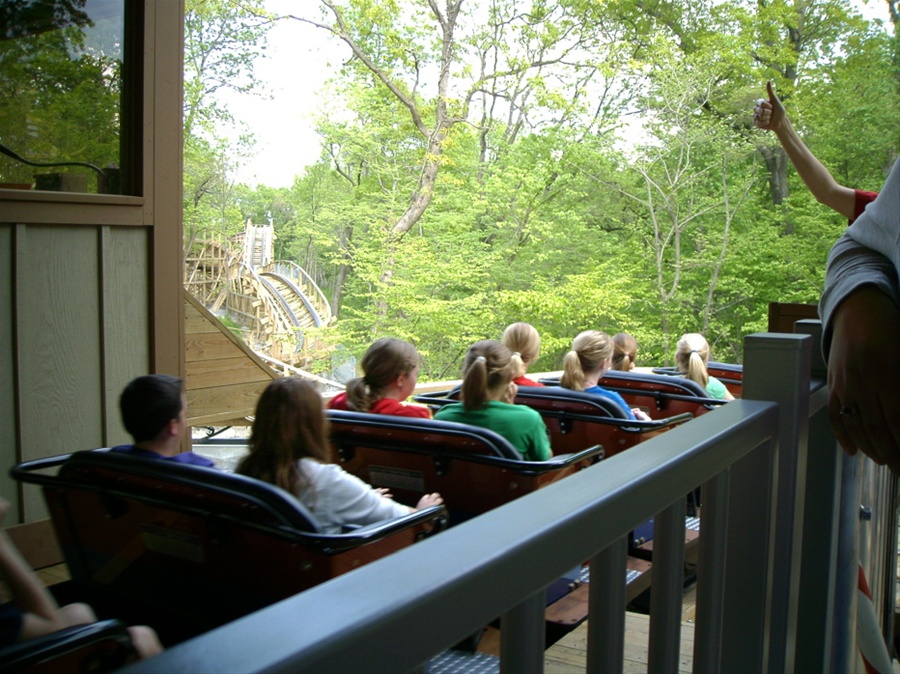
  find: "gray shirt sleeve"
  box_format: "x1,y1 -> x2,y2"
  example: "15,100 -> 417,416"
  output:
297,459 -> 410,534
819,160 -> 900,358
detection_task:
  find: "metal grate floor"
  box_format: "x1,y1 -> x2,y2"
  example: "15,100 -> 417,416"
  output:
428,649 -> 499,674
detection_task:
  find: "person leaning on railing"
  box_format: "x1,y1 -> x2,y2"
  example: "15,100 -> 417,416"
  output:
819,159 -> 900,473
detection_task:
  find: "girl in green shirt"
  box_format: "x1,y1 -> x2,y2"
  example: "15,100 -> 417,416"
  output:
434,340 -> 552,461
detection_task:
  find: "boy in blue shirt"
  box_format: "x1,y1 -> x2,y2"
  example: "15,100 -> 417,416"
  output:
112,374 -> 215,467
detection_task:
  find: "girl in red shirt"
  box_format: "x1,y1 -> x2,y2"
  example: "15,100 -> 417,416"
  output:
502,322 -> 545,387
328,338 -> 431,418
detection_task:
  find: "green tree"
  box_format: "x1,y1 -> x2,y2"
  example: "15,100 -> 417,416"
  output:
0,18 -> 120,190
183,0 -> 274,249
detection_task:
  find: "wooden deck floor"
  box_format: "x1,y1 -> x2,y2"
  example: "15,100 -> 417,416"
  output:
544,611 -> 696,673
541,578 -> 696,672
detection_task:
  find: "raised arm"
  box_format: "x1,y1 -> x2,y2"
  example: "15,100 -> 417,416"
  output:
755,80 -> 857,220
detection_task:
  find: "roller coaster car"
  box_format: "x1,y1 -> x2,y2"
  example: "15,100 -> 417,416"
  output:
650,362 -> 743,399
414,387 -> 694,459
537,371 -> 729,421
11,450 -> 447,644
0,619 -> 139,674
327,410 -> 604,524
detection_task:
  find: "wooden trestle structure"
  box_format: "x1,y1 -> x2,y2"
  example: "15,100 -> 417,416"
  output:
184,221 -> 337,426
184,220 -> 332,369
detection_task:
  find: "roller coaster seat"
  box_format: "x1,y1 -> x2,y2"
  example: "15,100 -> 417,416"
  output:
414,387 -> 694,459
538,371 -> 728,421
0,619 -> 139,674
327,410 -> 603,524
11,450 -> 446,643
650,361 -> 743,399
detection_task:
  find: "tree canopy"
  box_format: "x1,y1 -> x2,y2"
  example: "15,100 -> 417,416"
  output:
184,0 -> 900,378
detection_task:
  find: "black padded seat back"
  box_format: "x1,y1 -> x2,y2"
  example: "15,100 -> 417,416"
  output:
0,619 -> 137,674
540,372 -> 712,399
514,386 -> 632,420
706,361 -> 743,377
652,362 -> 742,381
59,449 -> 321,533
327,409 -> 524,460
599,370 -> 712,398
14,449 -> 445,643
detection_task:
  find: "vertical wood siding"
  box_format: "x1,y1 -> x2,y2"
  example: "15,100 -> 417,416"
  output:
0,0 -> 184,526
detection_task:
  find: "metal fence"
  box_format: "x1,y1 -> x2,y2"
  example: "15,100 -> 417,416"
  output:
126,329 -> 896,673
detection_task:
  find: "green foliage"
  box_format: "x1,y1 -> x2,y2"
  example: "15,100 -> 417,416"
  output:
182,0 -> 898,379
0,18 -> 120,189
182,0 -> 273,250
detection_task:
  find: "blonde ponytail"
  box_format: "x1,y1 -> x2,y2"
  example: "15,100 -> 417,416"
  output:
560,330 -> 613,390
560,350 -> 586,391
502,323 -> 541,377
675,333 -> 711,389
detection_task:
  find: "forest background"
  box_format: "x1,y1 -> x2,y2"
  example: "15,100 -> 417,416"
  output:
183,0 -> 900,382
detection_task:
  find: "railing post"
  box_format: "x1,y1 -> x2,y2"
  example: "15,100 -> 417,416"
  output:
500,590 -> 546,674
743,332 -> 812,673
586,538 -> 627,674
693,470 -> 729,674
793,403 -> 842,672
648,496 -> 686,673
719,434 -> 778,673
832,453 -> 861,673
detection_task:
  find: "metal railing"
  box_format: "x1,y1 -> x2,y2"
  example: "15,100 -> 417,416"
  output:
125,330 -> 896,673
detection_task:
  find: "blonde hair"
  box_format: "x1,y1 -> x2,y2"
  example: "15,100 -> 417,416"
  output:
611,332 -> 637,371
674,333 -> 711,389
460,340 -> 513,411
501,322 -> 541,379
344,338 -> 420,411
560,330 -> 613,391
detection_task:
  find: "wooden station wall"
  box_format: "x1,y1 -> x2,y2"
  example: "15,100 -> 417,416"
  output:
185,291 -> 277,428
0,1 -> 185,525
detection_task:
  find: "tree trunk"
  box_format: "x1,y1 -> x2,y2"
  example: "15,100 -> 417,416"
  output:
330,263 -> 349,318
758,144 -> 788,205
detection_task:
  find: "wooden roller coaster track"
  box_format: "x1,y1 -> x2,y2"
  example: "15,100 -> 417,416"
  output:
184,221 -> 333,370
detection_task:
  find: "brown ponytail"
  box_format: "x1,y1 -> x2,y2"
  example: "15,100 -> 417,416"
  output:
460,340 -> 513,411
611,332 -> 637,371
345,338 -> 419,411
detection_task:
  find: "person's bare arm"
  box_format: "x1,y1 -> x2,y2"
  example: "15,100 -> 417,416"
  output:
0,499 -> 60,622
755,80 -> 856,219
